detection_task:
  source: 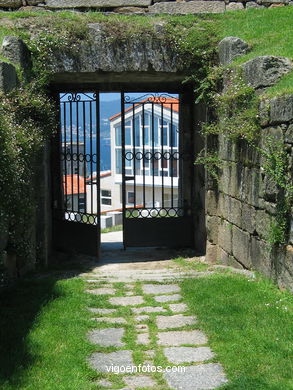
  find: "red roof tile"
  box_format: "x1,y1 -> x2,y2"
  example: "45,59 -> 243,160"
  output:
63,175 -> 85,195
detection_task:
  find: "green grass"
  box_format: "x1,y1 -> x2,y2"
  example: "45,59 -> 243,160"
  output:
101,224 -> 123,234
181,274 -> 293,390
0,276 -> 97,390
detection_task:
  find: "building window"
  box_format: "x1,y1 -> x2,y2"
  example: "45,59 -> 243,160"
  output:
128,192 -> 135,204
101,189 -> 112,205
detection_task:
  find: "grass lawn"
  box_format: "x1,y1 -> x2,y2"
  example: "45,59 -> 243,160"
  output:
181,274 -> 293,390
101,224 -> 122,234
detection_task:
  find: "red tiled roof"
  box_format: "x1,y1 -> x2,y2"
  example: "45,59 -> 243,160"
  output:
86,171 -> 111,182
110,97 -> 179,121
63,175 -> 85,195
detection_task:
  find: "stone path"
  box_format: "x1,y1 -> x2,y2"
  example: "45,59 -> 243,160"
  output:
85,278 -> 229,389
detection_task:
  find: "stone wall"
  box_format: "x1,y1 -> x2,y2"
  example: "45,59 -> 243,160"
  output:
0,0 -> 291,15
205,39 -> 293,291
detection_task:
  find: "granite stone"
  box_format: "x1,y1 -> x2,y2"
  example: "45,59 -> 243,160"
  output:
132,306 -> 167,313
142,283 -> 180,295
163,346 -> 215,364
154,294 -> 182,303
156,315 -> 197,329
109,296 -> 144,306
88,350 -> 133,373
157,330 -> 208,346
88,328 -> 125,347
169,303 -> 188,313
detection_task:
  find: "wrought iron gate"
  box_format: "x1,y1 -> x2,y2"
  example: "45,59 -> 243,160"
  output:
52,92 -> 100,256
120,93 -> 194,248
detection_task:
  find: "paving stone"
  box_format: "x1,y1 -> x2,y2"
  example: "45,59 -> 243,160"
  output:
88,350 -> 133,373
88,328 -> 125,347
142,283 -> 181,295
157,330 -> 208,346
135,324 -> 149,333
137,333 -> 150,345
163,347 -> 215,364
135,314 -> 149,322
132,306 -> 167,313
169,303 -> 188,313
109,296 -> 144,306
86,288 -> 115,295
125,291 -> 134,296
123,375 -> 157,388
163,363 -> 228,390
46,0 -> 151,7
149,1 -> 225,14
88,308 -> 117,315
154,294 -> 182,303
92,317 -> 127,324
97,379 -> 113,387
156,315 -> 197,329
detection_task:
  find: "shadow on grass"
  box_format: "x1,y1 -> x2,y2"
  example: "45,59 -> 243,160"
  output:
0,277 -> 58,386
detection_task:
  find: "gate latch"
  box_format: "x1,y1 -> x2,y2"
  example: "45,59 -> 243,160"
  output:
125,176 -> 135,181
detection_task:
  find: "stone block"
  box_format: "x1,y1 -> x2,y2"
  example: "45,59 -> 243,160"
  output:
218,135 -> 237,162
205,240 -> 217,264
285,124 -> 293,143
113,6 -> 146,12
218,193 -> 242,227
226,2 -> 245,10
206,190 -> 219,216
218,36 -> 249,65
259,100 -> 270,127
258,199 -> 278,215
255,209 -> 272,239
246,1 -> 264,7
206,215 -> 219,244
249,236 -> 273,278
242,167 -> 260,207
46,0 -> 151,7
232,225 -> 251,268
269,94 -> 293,124
0,0 -> 21,7
1,36 -> 32,75
241,202 -> 256,233
277,245 -> 293,292
242,56 -> 292,89
148,1 -> 225,14
217,246 -> 244,269
0,62 -> 18,93
27,1 -> 44,4
260,175 -> 279,202
218,161 -> 242,199
218,219 -> 233,253
290,216 -> 293,245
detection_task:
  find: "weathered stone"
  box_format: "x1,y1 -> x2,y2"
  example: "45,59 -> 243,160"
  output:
232,225 -> 251,268
154,294 -> 182,303
113,5 -> 147,12
246,1 -> 265,7
163,346 -> 215,364
0,0 -> 21,7
270,95 -> 293,124
137,333 -> 150,345
87,328 -> 125,347
135,324 -> 149,332
259,99 -> 270,127
169,303 -> 188,313
242,56 -> 292,89
89,305 -> 116,312
123,376 -> 157,388
285,124 -> 293,143
157,330 -> 208,346
205,241 -> 217,264
1,36 -> 32,74
164,363 -> 228,390
132,306 -> 167,313
278,245 -> 293,292
217,246 -> 244,269
156,314 -> 197,329
218,219 -> 233,253
0,62 -> 18,93
218,36 -> 249,65
255,209 -> 272,239
149,1 -> 225,14
219,161 -> 243,199
259,0 -> 288,3
135,314 -> 149,322
206,190 -> 218,216
241,203 -> 256,234
92,317 -> 127,324
260,175 -> 279,202
97,379 -> 113,387
218,135 -> 237,162
250,236 -> 273,278
86,287 -> 115,295
218,193 -> 242,227
142,283 -> 180,295
290,217 -> 293,245
88,350 -> 133,373
242,167 -> 260,207
258,199 -> 278,215
27,0 -> 44,4
46,0 -> 151,7
109,296 -> 144,306
226,2 -> 245,10
206,215 -> 219,244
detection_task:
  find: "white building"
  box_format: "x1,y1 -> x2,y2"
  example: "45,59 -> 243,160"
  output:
94,97 -> 180,217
